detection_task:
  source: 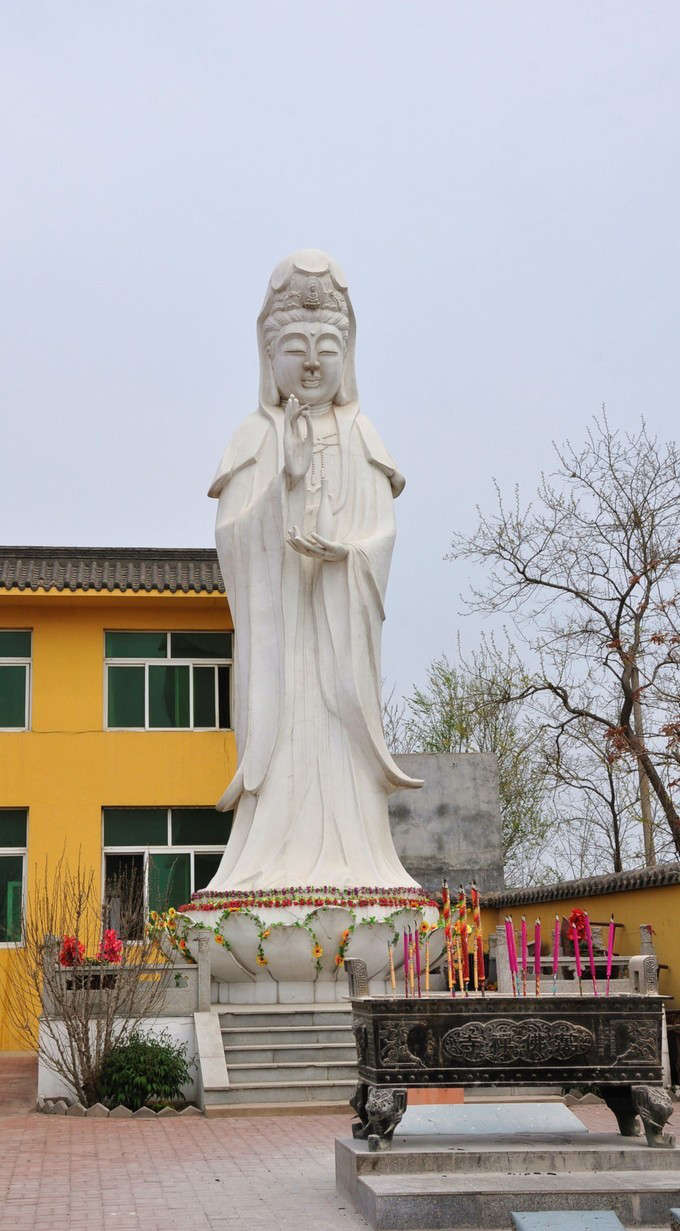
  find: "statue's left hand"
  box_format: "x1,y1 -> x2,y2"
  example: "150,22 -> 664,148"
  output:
287,527 -> 349,562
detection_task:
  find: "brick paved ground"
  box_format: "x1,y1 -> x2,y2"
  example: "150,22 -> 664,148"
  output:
1,1054 -> 679,1231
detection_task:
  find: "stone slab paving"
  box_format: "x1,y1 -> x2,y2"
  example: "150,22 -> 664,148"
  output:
1,1055 -> 678,1231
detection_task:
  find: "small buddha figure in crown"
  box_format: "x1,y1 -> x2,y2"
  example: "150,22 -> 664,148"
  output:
207,249 -> 422,893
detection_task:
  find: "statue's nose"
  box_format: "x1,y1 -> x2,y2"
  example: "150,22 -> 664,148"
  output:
303,357 -> 320,372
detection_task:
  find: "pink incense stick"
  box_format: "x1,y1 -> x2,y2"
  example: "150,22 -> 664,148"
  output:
534,919 -> 541,996
551,914 -> 560,995
504,917 -> 517,996
584,912 -> 599,995
403,930 -> 409,997
521,916 -> 528,996
571,923 -> 583,993
606,914 -> 616,996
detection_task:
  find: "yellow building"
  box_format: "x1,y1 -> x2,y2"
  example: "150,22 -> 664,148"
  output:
0,546 -> 235,1050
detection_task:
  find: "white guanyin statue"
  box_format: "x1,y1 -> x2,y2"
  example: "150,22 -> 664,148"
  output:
179,251 -> 439,998
207,248 -> 422,891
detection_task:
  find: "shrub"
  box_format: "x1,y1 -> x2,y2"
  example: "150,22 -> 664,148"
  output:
99,1029 -> 193,1110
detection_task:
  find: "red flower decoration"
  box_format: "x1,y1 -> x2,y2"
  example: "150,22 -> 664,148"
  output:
59,936 -> 85,967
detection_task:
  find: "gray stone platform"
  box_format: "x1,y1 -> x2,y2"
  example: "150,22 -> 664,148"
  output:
336,1121 -> 680,1229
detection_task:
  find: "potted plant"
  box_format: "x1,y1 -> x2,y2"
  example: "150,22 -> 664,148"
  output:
60,929 -> 123,990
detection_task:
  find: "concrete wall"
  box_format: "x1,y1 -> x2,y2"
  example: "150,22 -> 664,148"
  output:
389,752 -> 504,893
37,1016 -> 198,1102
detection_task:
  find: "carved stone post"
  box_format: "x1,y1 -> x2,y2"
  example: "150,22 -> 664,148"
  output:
196,932 -> 211,1012
640,923 -> 655,955
41,934 -> 60,1016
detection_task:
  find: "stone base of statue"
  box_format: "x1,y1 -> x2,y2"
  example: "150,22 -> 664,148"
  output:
176,887 -> 442,1005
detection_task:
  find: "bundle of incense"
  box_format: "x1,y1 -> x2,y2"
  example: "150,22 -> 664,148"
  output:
534,918 -> 541,996
403,929 -> 409,997
442,880 -> 455,995
551,914 -> 560,995
388,940 -> 396,995
571,922 -> 583,995
458,885 -> 470,996
415,927 -> 422,997
454,931 -> 465,994
584,912 -> 599,996
521,915 -> 528,997
605,914 -> 615,996
470,881 -> 486,995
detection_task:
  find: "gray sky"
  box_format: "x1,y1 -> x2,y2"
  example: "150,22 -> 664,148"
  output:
1,3 -> 679,696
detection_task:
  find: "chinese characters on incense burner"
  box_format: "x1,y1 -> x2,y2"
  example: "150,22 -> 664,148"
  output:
385,885 -> 621,1000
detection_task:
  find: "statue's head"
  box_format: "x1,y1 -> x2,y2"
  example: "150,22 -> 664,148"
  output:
257,250 -> 357,412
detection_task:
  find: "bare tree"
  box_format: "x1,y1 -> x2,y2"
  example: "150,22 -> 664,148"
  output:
5,854 -> 172,1106
448,413 -> 680,863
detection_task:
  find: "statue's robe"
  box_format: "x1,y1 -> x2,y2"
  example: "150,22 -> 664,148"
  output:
207,403 -> 420,891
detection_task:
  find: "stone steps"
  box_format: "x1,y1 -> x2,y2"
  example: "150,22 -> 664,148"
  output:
221,1024 -> 354,1047
336,1134 -> 680,1230
223,1041 -> 357,1064
355,1170 -> 680,1230
226,1060 -> 357,1083
199,1003 -> 358,1112
204,1077 -> 357,1106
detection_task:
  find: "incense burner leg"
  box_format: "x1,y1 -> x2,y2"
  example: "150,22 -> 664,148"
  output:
349,1081 -> 371,1139
632,1085 -> 675,1148
602,1087 -> 641,1138
350,1082 -> 407,1148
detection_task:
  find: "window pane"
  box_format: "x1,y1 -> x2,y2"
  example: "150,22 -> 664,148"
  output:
217,666 -> 230,729
0,810 -> 27,848
148,853 -> 190,914
105,631 -> 167,659
0,631 -> 31,657
103,808 -> 168,847
170,632 -> 232,660
171,808 -> 231,846
0,666 -> 27,728
0,856 -> 23,942
105,853 -> 145,940
107,666 -> 145,727
194,853 -> 221,892
193,666 -> 216,727
149,665 -> 190,728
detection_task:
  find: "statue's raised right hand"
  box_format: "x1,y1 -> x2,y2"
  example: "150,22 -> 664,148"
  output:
283,396 -> 312,486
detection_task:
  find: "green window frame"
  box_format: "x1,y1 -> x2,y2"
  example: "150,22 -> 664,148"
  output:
0,809 -> 27,945
0,631 -> 31,731
102,807 -> 232,936
105,631 -> 231,731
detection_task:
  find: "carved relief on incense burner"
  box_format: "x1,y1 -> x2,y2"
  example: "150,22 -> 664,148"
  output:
442,1018 -> 594,1065
378,1020 -> 435,1068
619,1020 -> 659,1064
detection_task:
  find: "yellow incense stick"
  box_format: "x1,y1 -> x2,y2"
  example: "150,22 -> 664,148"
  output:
425,936 -> 430,994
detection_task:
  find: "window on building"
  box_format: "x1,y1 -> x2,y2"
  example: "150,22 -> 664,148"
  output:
105,631 -> 232,730
0,809 -> 27,943
0,631 -> 31,730
102,806 -> 232,937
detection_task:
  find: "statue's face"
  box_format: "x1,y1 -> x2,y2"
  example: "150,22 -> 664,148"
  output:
271,322 -> 344,407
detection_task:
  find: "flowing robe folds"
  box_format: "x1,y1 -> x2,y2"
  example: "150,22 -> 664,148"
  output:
207,402 -> 421,891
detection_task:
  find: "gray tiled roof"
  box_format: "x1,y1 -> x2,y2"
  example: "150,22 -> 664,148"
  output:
484,861 -> 680,907
0,547 -> 225,594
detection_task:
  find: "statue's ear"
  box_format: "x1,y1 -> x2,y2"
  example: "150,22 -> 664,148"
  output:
261,348 -> 281,406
